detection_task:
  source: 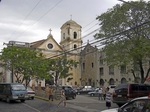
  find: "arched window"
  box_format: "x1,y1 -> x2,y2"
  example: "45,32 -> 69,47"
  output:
68,28 -> 70,35
74,32 -> 77,39
100,79 -> 104,86
63,33 -> 65,39
121,78 -> 127,84
74,44 -> 77,49
109,78 -> 115,85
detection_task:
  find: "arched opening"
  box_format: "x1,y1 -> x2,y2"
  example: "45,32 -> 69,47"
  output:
74,32 -> 77,39
74,81 -> 77,85
109,78 -> 114,85
121,78 -> 127,84
88,78 -> 92,86
63,33 -> 65,39
74,44 -> 77,49
99,79 -> 104,86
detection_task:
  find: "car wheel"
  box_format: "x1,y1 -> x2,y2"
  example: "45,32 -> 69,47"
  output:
31,97 -> 34,100
72,95 -> 76,99
20,99 -> 25,102
117,103 -> 123,107
91,94 -> 94,96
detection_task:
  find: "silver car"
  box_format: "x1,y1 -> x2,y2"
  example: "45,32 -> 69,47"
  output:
88,88 -> 100,97
101,96 -> 150,112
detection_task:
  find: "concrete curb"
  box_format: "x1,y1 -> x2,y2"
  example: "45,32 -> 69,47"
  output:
35,95 -> 60,105
35,95 -> 49,101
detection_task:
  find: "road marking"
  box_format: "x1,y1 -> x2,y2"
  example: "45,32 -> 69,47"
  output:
23,103 -> 41,112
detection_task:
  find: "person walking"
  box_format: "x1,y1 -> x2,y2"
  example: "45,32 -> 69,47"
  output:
102,86 -> 106,100
98,88 -> 103,100
57,87 -> 66,107
105,87 -> 112,109
49,85 -> 54,101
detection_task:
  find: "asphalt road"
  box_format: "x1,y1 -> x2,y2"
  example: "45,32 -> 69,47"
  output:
0,95 -> 118,112
67,94 -> 118,112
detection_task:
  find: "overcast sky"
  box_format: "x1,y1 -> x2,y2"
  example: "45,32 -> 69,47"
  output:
0,0 -> 140,51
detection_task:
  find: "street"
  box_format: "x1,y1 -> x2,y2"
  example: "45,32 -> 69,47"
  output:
0,95 -> 118,112
67,95 -> 118,112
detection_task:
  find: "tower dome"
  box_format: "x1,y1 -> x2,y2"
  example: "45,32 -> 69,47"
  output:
61,19 -> 81,29
60,19 -> 82,54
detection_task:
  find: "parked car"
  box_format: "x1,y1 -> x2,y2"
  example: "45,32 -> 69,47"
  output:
101,96 -> 150,112
77,86 -> 94,95
112,83 -> 150,107
88,88 -> 100,97
27,87 -> 35,100
0,83 -> 28,103
61,85 -> 76,100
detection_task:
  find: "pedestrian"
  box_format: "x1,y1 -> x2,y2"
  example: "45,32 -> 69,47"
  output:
49,85 -> 54,101
105,87 -> 112,109
57,87 -> 66,107
98,88 -> 103,100
102,86 -> 106,100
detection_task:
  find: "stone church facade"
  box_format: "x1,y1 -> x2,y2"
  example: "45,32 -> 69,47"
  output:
29,19 -> 83,87
1,19 -> 149,88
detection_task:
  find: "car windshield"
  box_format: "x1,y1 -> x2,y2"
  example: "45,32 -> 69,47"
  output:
11,85 -> 26,91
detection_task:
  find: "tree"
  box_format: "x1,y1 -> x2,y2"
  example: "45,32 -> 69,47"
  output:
95,1 -> 150,83
0,46 -> 49,85
48,55 -> 78,85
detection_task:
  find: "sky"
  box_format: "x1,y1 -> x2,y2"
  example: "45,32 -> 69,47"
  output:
0,0 -> 138,51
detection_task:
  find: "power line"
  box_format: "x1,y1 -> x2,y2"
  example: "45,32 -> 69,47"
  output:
10,0 -> 43,39
83,19 -> 97,28
59,21 -> 99,51
48,20 -> 150,59
16,0 -> 63,38
58,27 -> 99,53
83,23 -> 99,33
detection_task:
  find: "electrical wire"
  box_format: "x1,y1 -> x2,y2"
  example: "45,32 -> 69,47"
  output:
48,20 -> 150,59
16,0 -> 63,38
10,0 -> 43,39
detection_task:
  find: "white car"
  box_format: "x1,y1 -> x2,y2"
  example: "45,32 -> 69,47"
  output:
101,96 -> 150,112
27,87 -> 35,100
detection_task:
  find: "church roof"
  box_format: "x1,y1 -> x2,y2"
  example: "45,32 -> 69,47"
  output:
61,19 -> 81,29
30,39 -> 45,48
30,35 -> 63,50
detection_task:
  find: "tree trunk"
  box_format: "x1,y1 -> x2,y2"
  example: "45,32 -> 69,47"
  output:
139,60 -> 144,83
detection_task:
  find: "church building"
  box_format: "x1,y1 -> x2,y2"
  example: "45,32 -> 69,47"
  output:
29,19 -> 82,87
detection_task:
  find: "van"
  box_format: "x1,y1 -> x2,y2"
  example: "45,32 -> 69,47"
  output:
112,83 -> 150,107
0,83 -> 28,103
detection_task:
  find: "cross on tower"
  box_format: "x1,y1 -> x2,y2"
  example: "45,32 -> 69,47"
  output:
49,28 -> 52,34
70,15 -> 72,20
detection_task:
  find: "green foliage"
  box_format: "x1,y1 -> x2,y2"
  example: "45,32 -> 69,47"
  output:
0,46 -> 78,85
47,55 -> 78,85
95,1 -> 150,83
0,46 -> 49,84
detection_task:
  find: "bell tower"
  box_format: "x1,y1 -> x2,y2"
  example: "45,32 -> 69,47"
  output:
60,19 -> 82,54
60,19 -> 82,86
